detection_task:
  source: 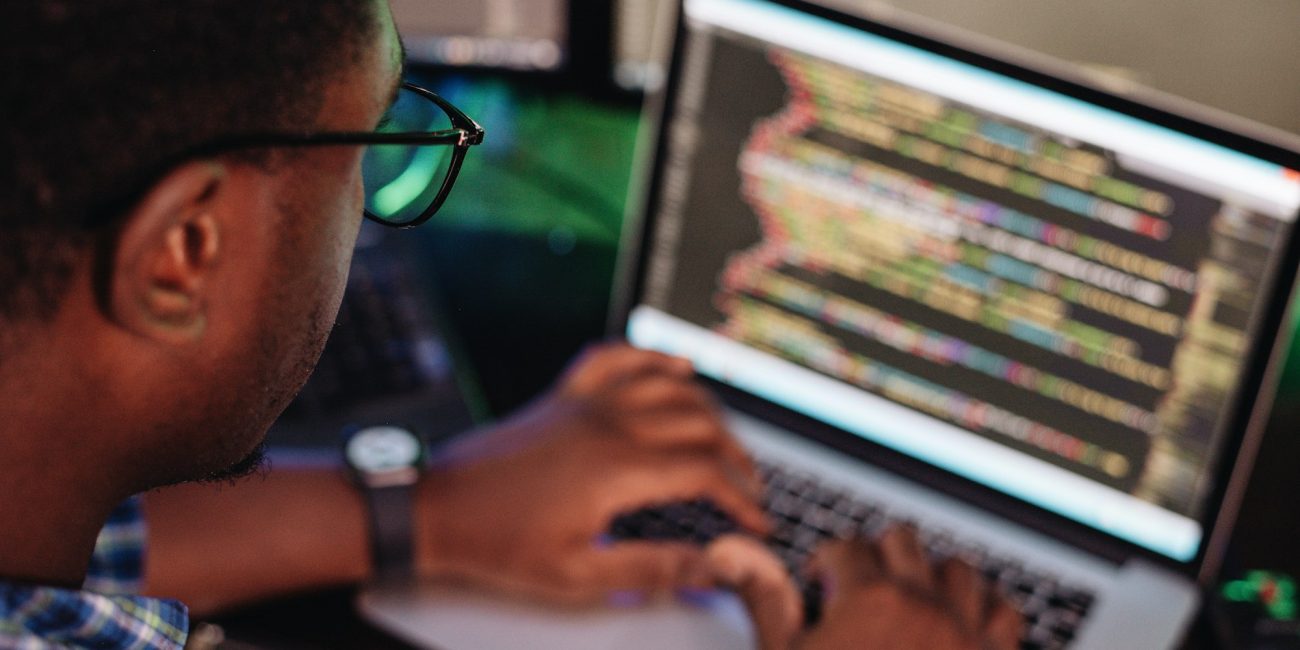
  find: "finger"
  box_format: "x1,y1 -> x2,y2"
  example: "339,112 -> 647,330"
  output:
706,535 -> 802,650
714,428 -> 759,487
982,596 -> 1025,650
602,458 -> 770,534
567,541 -> 708,597
626,410 -> 761,494
807,538 -> 883,584
806,538 -> 883,615
663,458 -> 769,533
600,363 -> 761,492
877,525 -> 934,590
936,557 -> 982,634
617,378 -> 728,446
616,374 -> 717,414
562,344 -> 693,396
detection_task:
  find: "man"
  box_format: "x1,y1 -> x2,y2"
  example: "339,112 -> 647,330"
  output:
0,1 -> 1019,648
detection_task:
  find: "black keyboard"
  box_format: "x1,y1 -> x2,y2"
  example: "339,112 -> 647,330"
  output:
269,228 -> 477,448
286,249 -> 444,415
609,460 -> 1096,650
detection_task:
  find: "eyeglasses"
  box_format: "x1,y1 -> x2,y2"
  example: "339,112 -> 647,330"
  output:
192,82 -> 485,229
361,83 -> 485,227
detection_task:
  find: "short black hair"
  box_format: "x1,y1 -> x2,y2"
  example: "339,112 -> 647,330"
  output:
0,0 -> 378,321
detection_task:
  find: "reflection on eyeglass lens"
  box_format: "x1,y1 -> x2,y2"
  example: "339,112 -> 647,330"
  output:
363,87 -> 456,224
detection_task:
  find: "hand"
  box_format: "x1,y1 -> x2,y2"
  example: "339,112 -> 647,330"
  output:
804,527 -> 1022,649
414,343 -> 768,604
707,535 -> 803,650
708,528 -> 1022,650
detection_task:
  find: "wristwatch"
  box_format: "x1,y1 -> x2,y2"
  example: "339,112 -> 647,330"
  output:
343,424 -> 427,581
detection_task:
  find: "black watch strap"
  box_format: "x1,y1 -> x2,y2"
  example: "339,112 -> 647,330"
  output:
344,425 -> 425,582
365,483 -> 416,581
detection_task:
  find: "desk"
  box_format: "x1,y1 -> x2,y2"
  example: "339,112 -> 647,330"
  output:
207,587 -> 416,650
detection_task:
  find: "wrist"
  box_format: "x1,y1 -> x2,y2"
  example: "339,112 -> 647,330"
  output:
412,466 -> 459,579
413,460 -> 505,583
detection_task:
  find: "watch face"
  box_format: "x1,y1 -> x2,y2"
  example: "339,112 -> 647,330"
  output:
346,426 -> 423,473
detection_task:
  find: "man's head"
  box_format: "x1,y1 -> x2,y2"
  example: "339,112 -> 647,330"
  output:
0,1 -> 403,494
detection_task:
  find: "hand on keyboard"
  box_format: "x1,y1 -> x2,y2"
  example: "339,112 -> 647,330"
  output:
610,463 -> 1085,648
707,535 -> 803,650
411,343 -> 769,604
709,527 -> 1023,650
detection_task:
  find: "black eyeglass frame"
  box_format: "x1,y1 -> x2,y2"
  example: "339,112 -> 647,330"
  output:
187,82 -> 485,229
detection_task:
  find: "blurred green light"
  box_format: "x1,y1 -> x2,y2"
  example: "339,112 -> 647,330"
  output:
1222,572 -> 1300,621
1273,601 -> 1298,621
1269,575 -> 1298,620
1283,307 -> 1300,391
372,147 -> 441,219
1224,580 -> 1254,602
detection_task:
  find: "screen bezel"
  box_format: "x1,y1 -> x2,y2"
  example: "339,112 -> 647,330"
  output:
610,0 -> 1300,578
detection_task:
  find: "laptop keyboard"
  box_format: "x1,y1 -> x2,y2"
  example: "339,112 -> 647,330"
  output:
608,460 -> 1095,650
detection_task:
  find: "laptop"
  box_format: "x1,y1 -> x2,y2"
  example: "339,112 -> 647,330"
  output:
358,1 -> 1300,647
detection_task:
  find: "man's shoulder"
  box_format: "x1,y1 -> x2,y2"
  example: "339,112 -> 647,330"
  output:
85,496 -> 148,595
1,581 -> 189,649
1,496 -> 189,649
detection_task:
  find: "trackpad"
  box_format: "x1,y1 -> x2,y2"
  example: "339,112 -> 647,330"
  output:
357,583 -> 757,650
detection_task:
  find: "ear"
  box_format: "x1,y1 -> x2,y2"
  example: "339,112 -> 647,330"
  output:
108,160 -> 227,344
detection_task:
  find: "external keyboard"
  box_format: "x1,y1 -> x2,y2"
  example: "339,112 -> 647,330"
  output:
609,460 -> 1096,650
268,228 -> 477,449
283,245 -> 448,417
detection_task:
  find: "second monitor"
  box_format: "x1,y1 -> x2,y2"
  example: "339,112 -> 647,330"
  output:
391,0 -> 569,72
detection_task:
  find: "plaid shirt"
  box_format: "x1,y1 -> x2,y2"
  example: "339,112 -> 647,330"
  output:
1,497 -> 190,649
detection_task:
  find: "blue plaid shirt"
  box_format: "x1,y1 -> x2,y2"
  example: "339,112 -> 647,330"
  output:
1,497 -> 190,649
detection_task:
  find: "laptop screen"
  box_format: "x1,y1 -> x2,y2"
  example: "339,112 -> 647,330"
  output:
625,0 -> 1300,562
